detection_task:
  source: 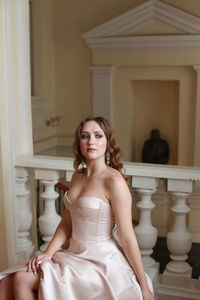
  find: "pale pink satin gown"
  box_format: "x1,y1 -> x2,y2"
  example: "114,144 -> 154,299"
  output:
0,192 -> 153,299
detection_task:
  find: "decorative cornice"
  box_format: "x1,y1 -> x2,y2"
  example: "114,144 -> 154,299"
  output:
84,35 -> 200,51
82,0 -> 200,51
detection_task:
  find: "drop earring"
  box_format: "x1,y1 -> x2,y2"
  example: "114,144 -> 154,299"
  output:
80,155 -> 85,168
105,151 -> 110,165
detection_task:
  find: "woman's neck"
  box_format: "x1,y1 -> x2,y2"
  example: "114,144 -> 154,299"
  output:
84,159 -> 107,178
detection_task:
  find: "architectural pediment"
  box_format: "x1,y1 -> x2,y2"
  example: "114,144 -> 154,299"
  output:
82,0 -> 200,50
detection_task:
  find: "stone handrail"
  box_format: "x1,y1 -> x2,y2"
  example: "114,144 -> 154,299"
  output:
16,155 -> 200,180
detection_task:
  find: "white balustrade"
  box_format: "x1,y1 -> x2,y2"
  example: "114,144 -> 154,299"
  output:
15,156 -> 200,300
35,169 -> 62,252
16,167 -> 34,260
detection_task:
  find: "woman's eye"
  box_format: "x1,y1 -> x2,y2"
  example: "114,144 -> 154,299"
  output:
81,135 -> 88,139
95,134 -> 103,139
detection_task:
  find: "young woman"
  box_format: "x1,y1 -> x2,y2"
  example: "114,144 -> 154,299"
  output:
0,116 -> 154,300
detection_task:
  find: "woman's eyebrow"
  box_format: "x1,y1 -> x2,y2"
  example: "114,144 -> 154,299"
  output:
81,130 -> 103,134
94,131 -> 104,134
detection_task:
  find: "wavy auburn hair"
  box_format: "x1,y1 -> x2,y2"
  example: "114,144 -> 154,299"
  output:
73,116 -> 124,175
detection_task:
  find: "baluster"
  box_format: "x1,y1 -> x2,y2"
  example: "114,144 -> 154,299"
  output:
163,179 -> 193,287
35,169 -> 62,252
134,189 -> 158,267
16,167 -> 34,260
132,176 -> 159,294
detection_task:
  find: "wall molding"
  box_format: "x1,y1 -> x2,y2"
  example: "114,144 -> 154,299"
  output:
33,135 -> 73,155
82,0 -> 200,51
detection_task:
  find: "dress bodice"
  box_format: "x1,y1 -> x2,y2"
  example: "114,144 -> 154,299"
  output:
64,192 -> 115,243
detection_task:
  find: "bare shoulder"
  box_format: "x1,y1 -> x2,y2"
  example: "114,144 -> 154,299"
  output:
104,168 -> 129,200
106,171 -> 125,188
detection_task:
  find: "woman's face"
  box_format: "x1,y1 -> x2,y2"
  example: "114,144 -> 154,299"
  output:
79,121 -> 107,163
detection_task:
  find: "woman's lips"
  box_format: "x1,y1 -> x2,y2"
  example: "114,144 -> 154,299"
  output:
87,148 -> 96,152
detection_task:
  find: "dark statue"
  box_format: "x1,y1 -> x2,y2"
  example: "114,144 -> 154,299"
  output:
142,129 -> 169,164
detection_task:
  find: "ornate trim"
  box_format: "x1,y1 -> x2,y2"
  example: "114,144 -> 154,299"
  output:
82,0 -> 200,51
84,35 -> 200,51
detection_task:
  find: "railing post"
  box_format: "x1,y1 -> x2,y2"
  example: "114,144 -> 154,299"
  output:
35,169 -> 62,252
163,179 -> 193,287
132,176 -> 159,294
16,167 -> 34,261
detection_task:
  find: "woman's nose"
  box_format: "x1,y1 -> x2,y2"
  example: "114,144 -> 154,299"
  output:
88,136 -> 94,144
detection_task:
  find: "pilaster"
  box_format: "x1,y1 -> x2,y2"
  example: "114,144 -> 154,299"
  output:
89,66 -> 116,122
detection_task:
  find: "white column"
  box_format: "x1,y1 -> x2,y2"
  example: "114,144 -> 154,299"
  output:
89,66 -> 116,122
0,0 -> 33,265
35,169 -> 61,252
163,179 -> 193,287
16,167 -> 34,261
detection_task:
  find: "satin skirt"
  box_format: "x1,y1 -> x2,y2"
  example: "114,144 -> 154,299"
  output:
0,237 -> 153,300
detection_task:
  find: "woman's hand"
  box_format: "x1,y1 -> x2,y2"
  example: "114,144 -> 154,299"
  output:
27,253 -> 52,276
141,287 -> 155,300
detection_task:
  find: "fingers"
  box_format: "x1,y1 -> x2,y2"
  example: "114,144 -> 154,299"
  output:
27,255 -> 43,276
31,256 -> 38,276
26,253 -> 52,277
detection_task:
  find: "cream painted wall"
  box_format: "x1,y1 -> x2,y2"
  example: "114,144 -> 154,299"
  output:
31,0 -> 57,151
164,0 -> 200,16
133,80 -> 179,165
46,0 -> 149,149
113,66 -> 196,164
32,0 -> 200,159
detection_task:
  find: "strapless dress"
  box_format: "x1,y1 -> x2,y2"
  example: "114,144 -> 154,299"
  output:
0,192 -> 153,300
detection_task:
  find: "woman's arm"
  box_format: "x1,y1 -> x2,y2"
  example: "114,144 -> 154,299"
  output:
107,175 -> 154,300
28,207 -> 72,275
44,207 -> 72,256
44,172 -> 79,256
